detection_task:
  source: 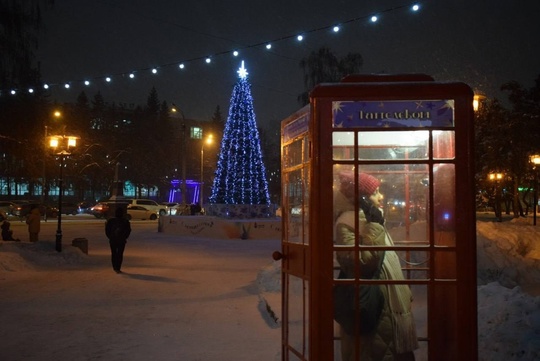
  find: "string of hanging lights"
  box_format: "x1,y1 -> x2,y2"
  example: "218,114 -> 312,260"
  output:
3,3 -> 422,96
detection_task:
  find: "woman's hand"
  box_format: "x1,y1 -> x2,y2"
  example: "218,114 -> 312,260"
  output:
360,197 -> 384,225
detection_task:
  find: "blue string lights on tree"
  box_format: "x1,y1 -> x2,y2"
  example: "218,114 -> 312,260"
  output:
209,61 -> 271,205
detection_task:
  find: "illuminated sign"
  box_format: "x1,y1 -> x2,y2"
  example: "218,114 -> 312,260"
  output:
332,100 -> 455,128
283,112 -> 309,142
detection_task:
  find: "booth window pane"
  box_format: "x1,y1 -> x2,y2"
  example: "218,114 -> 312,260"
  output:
434,250 -> 457,279
433,131 -> 455,159
285,169 -> 305,244
334,250 -> 356,279
358,131 -> 429,160
411,285 -> 428,360
284,138 -> 305,168
287,275 -> 308,359
333,164 -> 356,221
287,351 -> 303,360
333,132 -> 355,160
433,164 -> 456,244
302,167 -> 310,245
395,249 -> 431,280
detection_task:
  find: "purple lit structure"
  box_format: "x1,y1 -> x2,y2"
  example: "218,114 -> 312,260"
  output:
168,178 -> 201,204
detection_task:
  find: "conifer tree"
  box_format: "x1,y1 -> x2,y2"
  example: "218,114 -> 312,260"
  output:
209,62 -> 270,205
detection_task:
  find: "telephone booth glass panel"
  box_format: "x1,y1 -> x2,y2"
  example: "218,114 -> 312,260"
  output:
281,81 -> 476,361
281,111 -> 311,361
330,98 -> 465,361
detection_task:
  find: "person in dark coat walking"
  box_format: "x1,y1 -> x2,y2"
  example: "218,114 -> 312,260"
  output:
105,207 -> 131,273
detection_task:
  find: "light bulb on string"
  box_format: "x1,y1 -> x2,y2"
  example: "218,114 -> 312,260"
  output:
84,80 -> 90,86
105,77 -> 111,82
129,73 -> 135,78
29,3 -> 422,94
43,84 -> 49,89
64,83 -> 70,89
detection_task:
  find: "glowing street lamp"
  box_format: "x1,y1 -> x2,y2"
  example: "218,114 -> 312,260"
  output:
488,172 -> 504,222
49,135 -> 78,252
530,155 -> 540,225
473,94 -> 485,112
200,134 -> 214,210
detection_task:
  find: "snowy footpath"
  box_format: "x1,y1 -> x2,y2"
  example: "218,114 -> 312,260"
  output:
1,216 -> 539,360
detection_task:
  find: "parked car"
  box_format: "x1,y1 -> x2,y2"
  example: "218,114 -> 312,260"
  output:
90,202 -> 110,218
160,202 -> 179,208
126,205 -> 158,220
12,202 -> 58,218
124,199 -> 168,216
60,202 -> 79,215
77,201 -> 94,214
168,203 -> 190,215
0,201 -> 17,216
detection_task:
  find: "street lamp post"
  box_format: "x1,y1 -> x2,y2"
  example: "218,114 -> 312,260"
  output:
42,110 -> 63,206
49,135 -> 78,252
200,134 -> 213,210
529,155 -> 540,225
488,172 -> 504,222
171,104 -> 187,204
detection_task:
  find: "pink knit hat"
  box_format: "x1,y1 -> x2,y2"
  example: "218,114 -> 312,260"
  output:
339,171 -> 381,198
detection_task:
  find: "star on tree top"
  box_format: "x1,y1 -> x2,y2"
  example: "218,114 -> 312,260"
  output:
237,61 -> 248,79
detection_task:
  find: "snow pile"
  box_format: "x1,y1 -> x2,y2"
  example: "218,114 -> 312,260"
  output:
477,217 -> 540,288
0,240 -> 94,271
478,282 -> 540,361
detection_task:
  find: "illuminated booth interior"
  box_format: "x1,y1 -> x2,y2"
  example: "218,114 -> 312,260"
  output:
279,75 -> 477,360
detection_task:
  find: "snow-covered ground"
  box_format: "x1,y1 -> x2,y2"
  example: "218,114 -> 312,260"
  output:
475,216 -> 540,361
1,215 -> 539,360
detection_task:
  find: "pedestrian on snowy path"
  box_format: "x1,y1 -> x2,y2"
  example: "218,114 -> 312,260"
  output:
26,206 -> 41,242
105,207 -> 131,273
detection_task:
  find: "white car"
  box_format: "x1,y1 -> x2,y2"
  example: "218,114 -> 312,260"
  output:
123,199 -> 168,216
126,205 -> 158,220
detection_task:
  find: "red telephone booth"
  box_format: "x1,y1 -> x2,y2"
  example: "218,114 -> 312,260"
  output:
279,75 -> 477,360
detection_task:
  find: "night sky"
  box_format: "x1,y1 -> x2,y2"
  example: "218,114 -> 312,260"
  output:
36,0 -> 540,131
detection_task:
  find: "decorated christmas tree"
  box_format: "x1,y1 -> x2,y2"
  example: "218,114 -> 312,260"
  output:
209,61 -> 271,206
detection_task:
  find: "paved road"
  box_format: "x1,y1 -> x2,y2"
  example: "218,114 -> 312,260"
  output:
0,219 -> 282,361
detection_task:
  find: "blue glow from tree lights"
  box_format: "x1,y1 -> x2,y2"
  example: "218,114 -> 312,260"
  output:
209,62 -> 271,205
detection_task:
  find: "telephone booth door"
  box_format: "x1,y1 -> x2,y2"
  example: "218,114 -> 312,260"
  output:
280,107 -> 312,360
280,76 -> 477,361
